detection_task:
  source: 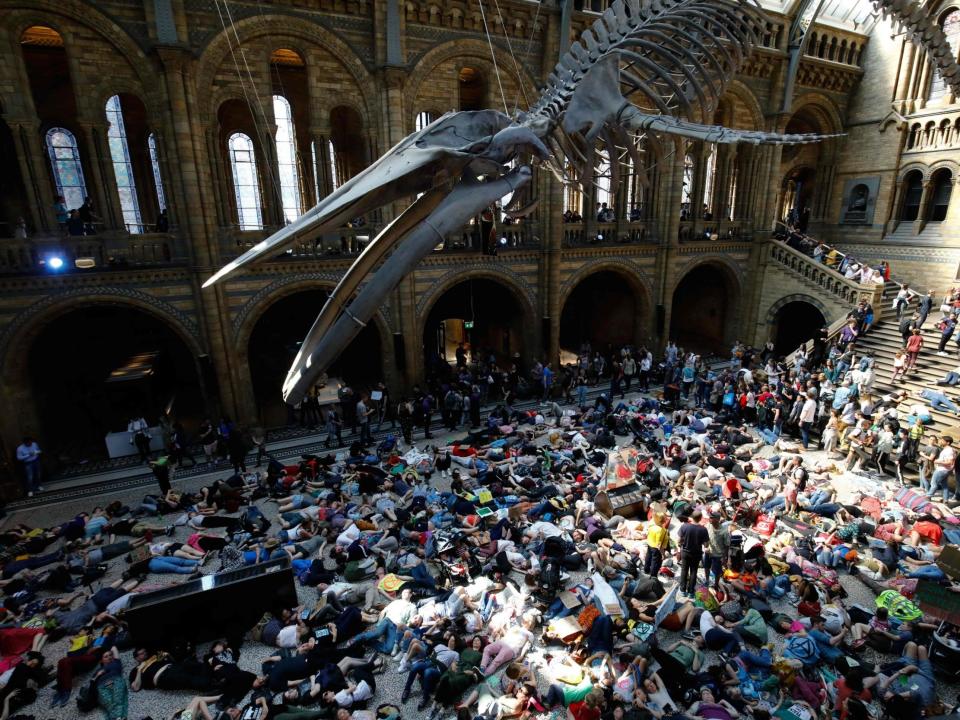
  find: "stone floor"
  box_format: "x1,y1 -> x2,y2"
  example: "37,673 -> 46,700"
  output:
5,396 -> 959,720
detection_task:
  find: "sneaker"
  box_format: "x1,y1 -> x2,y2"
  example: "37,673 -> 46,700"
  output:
398,658 -> 411,673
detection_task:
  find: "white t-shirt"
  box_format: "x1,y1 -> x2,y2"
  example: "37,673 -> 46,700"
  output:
700,611 -> 718,636
276,624 -> 299,648
335,679 -> 373,707
336,523 -> 360,547
937,446 -> 957,470
384,598 -> 416,626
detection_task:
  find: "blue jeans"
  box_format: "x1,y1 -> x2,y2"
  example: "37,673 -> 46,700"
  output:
544,598 -> 576,620
353,618 -> 399,654
739,647 -> 772,670
762,496 -> 785,512
148,556 -> 198,574
705,628 -> 741,655
403,659 -> 441,697
22,459 -> 40,492
931,468 -> 952,501
764,575 -> 791,599
806,502 -> 841,517
921,389 -> 960,414
806,490 -> 831,507
905,565 -> 946,580
576,385 -> 587,406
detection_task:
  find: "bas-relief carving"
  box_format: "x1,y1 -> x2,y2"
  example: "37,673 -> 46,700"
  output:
203,0 -> 955,405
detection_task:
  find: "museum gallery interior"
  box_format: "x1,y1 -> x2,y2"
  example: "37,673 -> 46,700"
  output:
1,0 -> 960,719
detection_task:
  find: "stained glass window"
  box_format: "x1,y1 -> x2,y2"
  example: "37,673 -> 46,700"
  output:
105,95 -> 143,233
45,127 -> 87,213
228,132 -> 264,230
148,133 -> 167,213
273,95 -> 302,223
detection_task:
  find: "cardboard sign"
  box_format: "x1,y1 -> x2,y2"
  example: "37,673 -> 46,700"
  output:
916,579 -> 960,625
937,545 -> 960,581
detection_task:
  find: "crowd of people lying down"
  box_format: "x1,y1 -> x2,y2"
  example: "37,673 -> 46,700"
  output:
2,315 -> 960,720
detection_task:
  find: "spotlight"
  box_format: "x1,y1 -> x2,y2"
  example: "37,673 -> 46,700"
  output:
46,256 -> 65,271
499,236 -> 508,246
597,234 -> 604,242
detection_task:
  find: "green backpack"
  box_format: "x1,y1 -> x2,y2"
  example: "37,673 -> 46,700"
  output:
876,589 -> 922,622
344,556 -> 377,582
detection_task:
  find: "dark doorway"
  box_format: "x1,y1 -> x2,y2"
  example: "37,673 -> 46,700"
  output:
27,305 -> 205,464
560,271 -> 641,356
771,301 -> 826,355
900,170 -> 923,222
248,290 -> 382,426
669,264 -> 738,353
423,278 -> 527,375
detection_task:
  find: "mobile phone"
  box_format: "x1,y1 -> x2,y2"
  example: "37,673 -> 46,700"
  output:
314,627 -> 331,639
300,609 -> 310,620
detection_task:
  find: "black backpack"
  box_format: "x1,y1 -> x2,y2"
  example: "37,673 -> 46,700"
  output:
77,680 -> 99,712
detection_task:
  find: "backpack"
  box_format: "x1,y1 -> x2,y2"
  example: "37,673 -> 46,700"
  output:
219,546 -> 246,573
76,679 -> 99,712
785,634 -> 820,665
344,556 -> 377,582
876,590 -> 922,622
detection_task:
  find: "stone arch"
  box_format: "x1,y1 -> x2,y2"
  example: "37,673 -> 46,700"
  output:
764,293 -> 831,326
91,83 -> 163,129
416,267 -> 538,359
929,158 -> 960,177
670,254 -> 745,293
898,162 -> 930,183
6,4 -> 156,99
233,273 -> 394,353
721,80 -> 765,131
193,14 -> 374,124
405,38 -> 538,125
559,258 -> 655,310
669,257 -> 744,350
0,287 -> 202,372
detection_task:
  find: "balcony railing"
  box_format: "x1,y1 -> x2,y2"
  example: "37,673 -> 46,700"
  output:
678,219 -> 752,243
767,238 -> 884,307
0,233 -> 183,275
562,220 -> 658,247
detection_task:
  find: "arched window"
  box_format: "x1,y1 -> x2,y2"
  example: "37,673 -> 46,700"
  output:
681,154 -> 694,217
900,170 -> 924,221
228,132 -> 263,230
148,133 -> 167,213
702,149 -> 717,218
929,9 -> 960,101
272,95 -> 302,223
328,140 -> 341,192
105,95 -> 143,232
928,169 -> 953,222
415,111 -> 434,131
45,127 -> 87,213
595,149 -> 613,214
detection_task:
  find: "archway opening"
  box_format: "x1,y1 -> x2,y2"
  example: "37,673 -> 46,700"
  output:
770,301 -> 826,355
248,290 -> 382,426
927,168 -> 953,222
559,271 -> 644,360
669,263 -> 739,353
779,167 -> 816,226
458,67 -> 486,111
330,106 -> 366,185
424,278 -> 527,377
900,170 -> 924,222
25,305 -> 204,464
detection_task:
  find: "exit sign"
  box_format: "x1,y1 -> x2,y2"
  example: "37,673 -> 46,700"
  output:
464,321 -> 474,329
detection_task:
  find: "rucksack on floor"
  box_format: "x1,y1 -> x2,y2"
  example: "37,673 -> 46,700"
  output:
344,556 -> 377,581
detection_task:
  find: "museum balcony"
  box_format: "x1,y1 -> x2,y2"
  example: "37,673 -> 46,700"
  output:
562,219 -> 659,247
0,227 -> 187,275
677,219 -> 754,243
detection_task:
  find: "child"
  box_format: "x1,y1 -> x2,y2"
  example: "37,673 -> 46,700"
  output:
849,606 -> 899,649
890,351 -> 906,383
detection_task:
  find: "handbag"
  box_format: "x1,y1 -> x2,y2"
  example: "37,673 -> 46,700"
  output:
77,679 -> 99,712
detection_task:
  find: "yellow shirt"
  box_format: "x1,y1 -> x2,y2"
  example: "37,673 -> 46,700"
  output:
646,524 -> 668,550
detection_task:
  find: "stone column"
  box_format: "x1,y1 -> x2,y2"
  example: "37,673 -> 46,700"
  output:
312,131 -> 334,199
205,125 -> 229,229
913,180 -> 932,235
543,171 -> 563,366
8,119 -> 58,233
78,121 -> 122,231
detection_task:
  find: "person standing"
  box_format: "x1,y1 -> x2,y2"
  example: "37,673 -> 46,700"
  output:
53,195 -> 68,234
16,436 -> 42,496
149,455 -> 172,496
169,422 -> 196,468
622,354 -> 636,394
228,428 -> 248,474
542,363 -> 554,401
918,290 -> 934,328
905,328 -> 924,372
938,314 -> 957,355
128,416 -> 152,463
357,394 -> 373,445
325,407 -> 343,449
397,399 -> 413,445
799,391 -> 818,449
678,510 -> 709,597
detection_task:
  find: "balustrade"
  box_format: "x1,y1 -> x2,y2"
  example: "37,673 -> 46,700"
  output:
0,233 -> 182,274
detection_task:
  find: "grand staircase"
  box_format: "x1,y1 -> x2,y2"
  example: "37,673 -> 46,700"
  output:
855,283 -> 960,431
